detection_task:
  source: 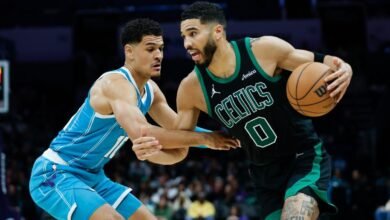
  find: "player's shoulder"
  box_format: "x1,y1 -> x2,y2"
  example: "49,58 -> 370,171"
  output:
181,69 -> 198,86
249,36 -> 283,49
95,70 -> 128,87
147,79 -> 161,94
177,70 -> 203,102
102,70 -> 127,80
98,73 -> 128,90
177,70 -> 200,93
147,79 -> 158,88
249,36 -> 292,61
93,72 -> 134,98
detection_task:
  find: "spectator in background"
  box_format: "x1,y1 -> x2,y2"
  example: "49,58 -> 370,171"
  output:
188,191 -> 216,220
328,167 -> 350,219
350,169 -> 376,220
154,195 -> 173,220
0,133 -> 21,220
226,205 -> 249,220
128,160 -> 152,184
375,200 -> 390,220
172,192 -> 191,220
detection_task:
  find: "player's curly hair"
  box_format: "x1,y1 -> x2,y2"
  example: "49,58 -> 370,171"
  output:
120,18 -> 162,46
181,1 -> 226,28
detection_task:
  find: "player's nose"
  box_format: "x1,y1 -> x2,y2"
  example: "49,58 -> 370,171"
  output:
155,50 -> 163,60
184,38 -> 192,50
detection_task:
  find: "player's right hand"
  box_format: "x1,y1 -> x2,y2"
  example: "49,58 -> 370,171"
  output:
204,131 -> 241,150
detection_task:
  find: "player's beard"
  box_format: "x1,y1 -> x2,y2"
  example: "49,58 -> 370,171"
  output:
199,37 -> 217,68
151,74 -> 161,80
150,68 -> 161,80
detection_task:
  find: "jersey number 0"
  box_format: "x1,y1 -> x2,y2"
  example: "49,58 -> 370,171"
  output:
244,117 -> 277,148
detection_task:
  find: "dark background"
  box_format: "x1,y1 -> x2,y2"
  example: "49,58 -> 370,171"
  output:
0,0 -> 389,219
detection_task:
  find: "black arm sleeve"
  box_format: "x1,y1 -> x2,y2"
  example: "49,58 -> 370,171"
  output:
314,52 -> 325,63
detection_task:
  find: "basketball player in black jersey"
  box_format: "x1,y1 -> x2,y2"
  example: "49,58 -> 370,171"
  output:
132,1 -> 353,219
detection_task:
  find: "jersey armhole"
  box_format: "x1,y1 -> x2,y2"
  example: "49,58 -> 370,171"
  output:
194,67 -> 213,117
244,37 -> 282,83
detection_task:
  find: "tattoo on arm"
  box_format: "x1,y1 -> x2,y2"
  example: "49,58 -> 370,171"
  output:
284,199 -> 299,216
283,198 -> 304,220
299,196 -> 316,217
287,217 -> 304,220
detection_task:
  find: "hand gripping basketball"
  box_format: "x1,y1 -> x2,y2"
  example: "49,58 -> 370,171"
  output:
286,62 -> 337,117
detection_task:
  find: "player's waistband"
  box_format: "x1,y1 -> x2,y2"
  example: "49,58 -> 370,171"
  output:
42,148 -> 69,166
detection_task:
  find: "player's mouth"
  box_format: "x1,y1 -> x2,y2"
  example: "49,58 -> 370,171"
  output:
188,50 -> 201,61
152,63 -> 161,71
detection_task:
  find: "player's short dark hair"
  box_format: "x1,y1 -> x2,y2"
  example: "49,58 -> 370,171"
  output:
181,1 -> 226,28
120,18 -> 162,46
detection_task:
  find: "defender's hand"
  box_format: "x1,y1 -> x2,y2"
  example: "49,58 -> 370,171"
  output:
132,136 -> 162,161
132,127 -> 162,161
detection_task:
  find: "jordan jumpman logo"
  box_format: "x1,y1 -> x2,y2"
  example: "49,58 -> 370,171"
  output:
211,84 -> 221,98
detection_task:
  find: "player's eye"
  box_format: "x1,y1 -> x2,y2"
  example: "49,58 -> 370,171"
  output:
190,31 -> 197,37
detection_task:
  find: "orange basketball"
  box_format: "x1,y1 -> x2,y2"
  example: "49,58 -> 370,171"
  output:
286,62 -> 337,117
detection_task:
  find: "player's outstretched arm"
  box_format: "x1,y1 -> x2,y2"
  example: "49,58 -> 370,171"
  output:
175,72 -> 240,151
132,80 -> 212,164
132,127 -> 190,165
146,76 -> 239,151
130,78 -> 239,164
91,74 -> 237,150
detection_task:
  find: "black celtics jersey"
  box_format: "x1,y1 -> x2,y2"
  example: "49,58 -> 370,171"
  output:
195,37 -> 321,165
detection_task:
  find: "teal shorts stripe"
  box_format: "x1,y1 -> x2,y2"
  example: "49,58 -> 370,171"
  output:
285,142 -> 337,214
265,209 -> 282,220
285,142 -> 323,198
248,142 -> 337,219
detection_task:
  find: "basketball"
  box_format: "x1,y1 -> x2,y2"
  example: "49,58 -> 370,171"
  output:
286,62 -> 337,117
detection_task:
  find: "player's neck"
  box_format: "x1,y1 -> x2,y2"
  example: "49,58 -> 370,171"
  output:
124,64 -> 147,96
207,40 -> 236,78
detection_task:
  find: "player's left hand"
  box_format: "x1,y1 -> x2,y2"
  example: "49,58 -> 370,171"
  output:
324,57 -> 353,103
132,136 -> 162,160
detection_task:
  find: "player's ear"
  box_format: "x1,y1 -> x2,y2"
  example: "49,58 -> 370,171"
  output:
124,44 -> 135,60
214,24 -> 224,40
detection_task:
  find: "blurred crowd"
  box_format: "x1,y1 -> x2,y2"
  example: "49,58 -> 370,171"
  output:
1,0 -> 390,219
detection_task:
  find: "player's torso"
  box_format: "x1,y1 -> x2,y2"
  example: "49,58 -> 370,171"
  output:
49,67 -> 154,171
195,37 -> 320,165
